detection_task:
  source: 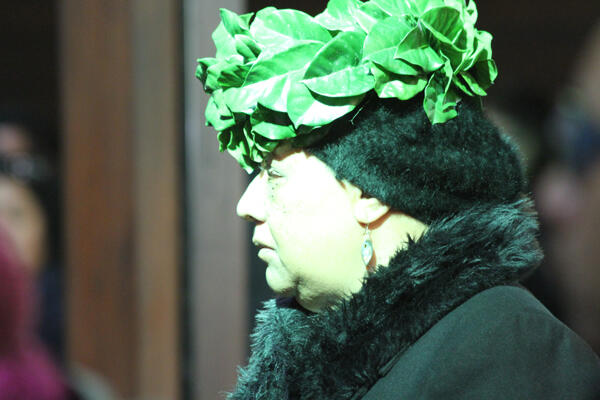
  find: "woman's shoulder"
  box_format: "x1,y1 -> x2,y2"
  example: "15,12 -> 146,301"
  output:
362,285 -> 600,400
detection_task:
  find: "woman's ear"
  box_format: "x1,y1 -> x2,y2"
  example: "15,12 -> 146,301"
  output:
341,179 -> 391,225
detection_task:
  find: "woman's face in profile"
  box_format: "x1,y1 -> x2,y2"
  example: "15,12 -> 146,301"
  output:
237,145 -> 368,312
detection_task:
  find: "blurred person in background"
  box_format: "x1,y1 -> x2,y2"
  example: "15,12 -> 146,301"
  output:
0,117 -> 117,400
0,226 -> 70,399
535,21 -> 600,354
0,115 -> 64,364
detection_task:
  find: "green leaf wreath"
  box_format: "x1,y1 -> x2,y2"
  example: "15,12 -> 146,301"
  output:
196,0 -> 498,172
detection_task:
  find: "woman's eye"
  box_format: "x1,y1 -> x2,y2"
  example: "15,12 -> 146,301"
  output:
266,168 -> 282,179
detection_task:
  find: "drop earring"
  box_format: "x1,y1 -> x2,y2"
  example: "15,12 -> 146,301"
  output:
361,224 -> 374,272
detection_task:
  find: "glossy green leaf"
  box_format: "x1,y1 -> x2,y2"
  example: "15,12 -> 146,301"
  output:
363,17 -> 414,59
287,82 -> 364,127
235,34 -> 262,61
302,31 -> 375,97
250,105 -> 297,140
458,70 -> 486,96
364,17 -> 420,75
370,0 -> 414,17
470,59 -> 497,91
452,74 -> 475,96
395,46 -> 444,73
371,63 -> 427,99
457,29 -> 492,72
464,0 -> 478,26
196,58 -> 218,86
217,124 -> 255,173
204,59 -> 229,92
352,2 -> 390,33
205,90 -> 236,131
224,42 -> 322,113
250,8 -> 332,50
305,31 -> 366,77
410,0 -> 446,15
303,64 -> 375,97
252,121 -> 296,141
253,133 -> 279,154
371,52 -> 420,75
420,7 -> 464,47
217,62 -> 251,89
220,9 -> 252,37
204,56 -> 244,92
212,22 -> 238,60
423,63 -> 460,124
314,0 -> 361,31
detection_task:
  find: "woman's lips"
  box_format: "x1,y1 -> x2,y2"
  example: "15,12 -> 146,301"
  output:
257,247 -> 276,261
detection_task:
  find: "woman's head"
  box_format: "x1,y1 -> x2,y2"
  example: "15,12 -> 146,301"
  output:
237,143 -> 429,311
200,0 -> 525,311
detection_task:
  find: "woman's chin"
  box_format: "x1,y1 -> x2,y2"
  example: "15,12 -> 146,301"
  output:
265,267 -> 295,297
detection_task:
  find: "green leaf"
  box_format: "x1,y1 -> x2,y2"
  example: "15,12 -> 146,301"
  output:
212,22 -> 238,59
457,29 -> 492,72
303,64 -> 375,97
302,31 -> 374,97
304,31 -> 366,77
250,8 -> 332,50
252,121 -> 296,141
204,56 -> 244,92
471,59 -> 497,90
423,62 -> 460,124
395,46 -> 444,73
410,0 -> 446,15
235,34 -> 262,61
352,2 -> 390,33
452,74 -> 475,96
420,6 -> 464,47
287,82 -> 364,127
204,60 -> 229,92
217,124 -> 256,173
370,0 -> 414,17
250,105 -> 297,140
371,63 -> 427,99
463,0 -> 478,26
220,9 -> 252,36
253,133 -> 279,154
458,70 -> 486,96
196,58 -> 219,86
217,62 -> 251,89
364,17 -> 420,75
205,90 -> 236,131
224,42 -> 322,113
314,0 -> 362,31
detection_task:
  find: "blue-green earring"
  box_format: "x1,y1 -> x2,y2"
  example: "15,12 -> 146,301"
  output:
361,224 -> 374,272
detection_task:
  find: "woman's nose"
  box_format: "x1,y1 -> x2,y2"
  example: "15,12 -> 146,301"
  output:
236,173 -> 266,222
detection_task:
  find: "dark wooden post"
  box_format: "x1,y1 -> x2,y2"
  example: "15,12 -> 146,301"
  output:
60,0 -> 181,398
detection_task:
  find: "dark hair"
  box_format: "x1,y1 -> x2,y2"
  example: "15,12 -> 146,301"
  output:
307,95 -> 526,224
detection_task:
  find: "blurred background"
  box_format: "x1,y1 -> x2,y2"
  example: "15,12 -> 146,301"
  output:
0,0 -> 599,399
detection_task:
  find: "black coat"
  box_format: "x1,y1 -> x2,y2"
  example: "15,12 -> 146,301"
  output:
363,285 -> 600,399
226,201 -> 600,399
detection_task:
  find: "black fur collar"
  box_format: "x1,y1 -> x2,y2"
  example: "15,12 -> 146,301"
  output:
226,200 -> 543,399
